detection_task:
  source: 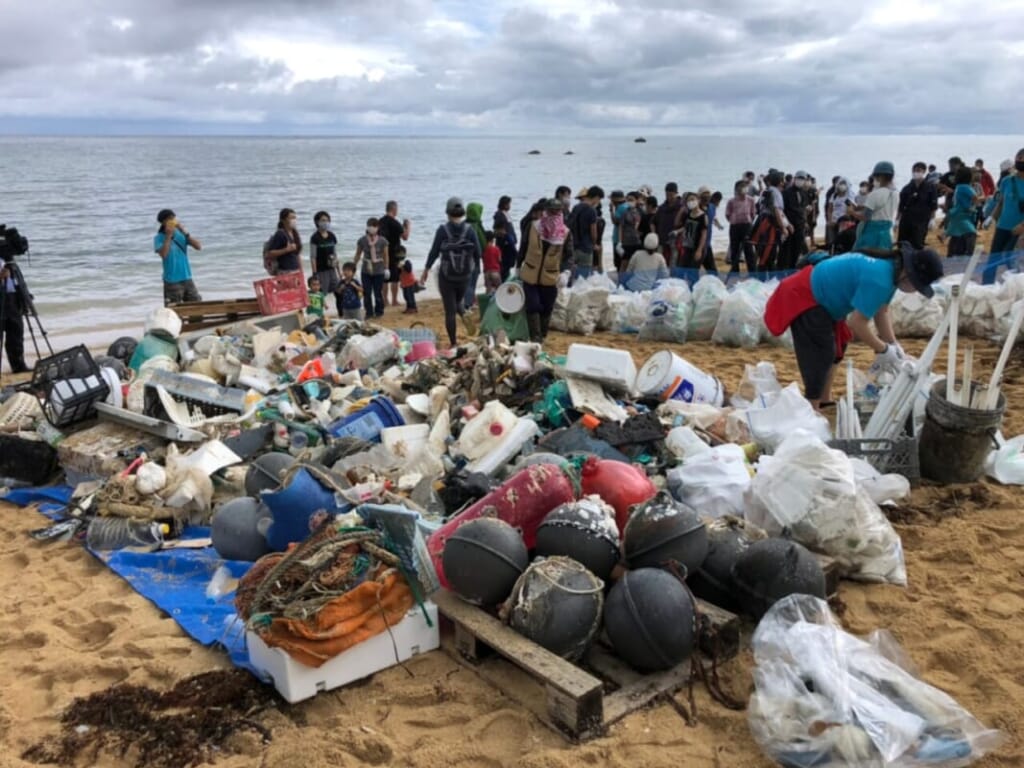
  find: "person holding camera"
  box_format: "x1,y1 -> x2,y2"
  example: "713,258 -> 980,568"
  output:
0,254 -> 28,372
154,209 -> 203,306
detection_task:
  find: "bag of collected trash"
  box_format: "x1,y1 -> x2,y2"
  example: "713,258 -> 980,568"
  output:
567,285 -> 610,335
749,594 -> 1005,768
747,431 -> 907,585
742,383 -> 831,452
760,280 -> 793,348
986,435 -> 1024,485
688,275 -> 727,341
575,273 -> 618,332
712,280 -> 766,348
606,290 -> 650,334
549,289 -> 570,332
667,443 -> 750,519
891,288 -> 948,338
639,279 -> 693,342
730,361 -> 782,409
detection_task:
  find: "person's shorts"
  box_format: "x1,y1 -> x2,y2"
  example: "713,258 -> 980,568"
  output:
573,249 -> 595,269
386,257 -> 402,283
163,279 -> 201,306
484,271 -> 502,291
315,269 -> 340,294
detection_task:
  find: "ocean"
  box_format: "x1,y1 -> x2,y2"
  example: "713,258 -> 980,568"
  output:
1,134 -> 1021,352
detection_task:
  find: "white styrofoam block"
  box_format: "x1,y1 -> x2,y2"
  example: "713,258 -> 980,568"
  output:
246,602 -> 439,703
565,343 -> 638,393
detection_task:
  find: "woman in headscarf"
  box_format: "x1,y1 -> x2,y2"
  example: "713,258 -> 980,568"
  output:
518,198 -> 568,343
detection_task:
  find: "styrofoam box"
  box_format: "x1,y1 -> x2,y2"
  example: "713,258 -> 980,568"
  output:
565,343 -> 638,393
246,602 -> 439,703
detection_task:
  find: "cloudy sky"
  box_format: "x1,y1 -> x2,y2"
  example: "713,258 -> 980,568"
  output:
2,0 -> 1023,135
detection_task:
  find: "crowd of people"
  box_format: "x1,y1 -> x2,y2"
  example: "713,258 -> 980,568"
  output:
147,147 -> 1024,352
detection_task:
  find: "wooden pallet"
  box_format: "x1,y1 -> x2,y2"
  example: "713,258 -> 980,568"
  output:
432,588 -> 739,742
170,298 -> 261,332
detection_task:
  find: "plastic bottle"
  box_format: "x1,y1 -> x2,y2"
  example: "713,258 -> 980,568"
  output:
465,418 -> 541,476
36,420 -> 65,447
86,518 -> 169,551
455,401 -> 519,461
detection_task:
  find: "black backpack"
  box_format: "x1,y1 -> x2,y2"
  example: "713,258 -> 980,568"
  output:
439,222 -> 476,281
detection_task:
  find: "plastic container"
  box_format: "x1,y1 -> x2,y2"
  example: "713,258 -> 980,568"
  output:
128,334 -> 181,373
465,418 -> 540,475
327,397 -> 405,442
405,340 -> 438,364
381,424 -> 431,459
427,463 -> 577,588
454,401 -> 519,461
919,380 -> 1005,484
342,331 -> 399,371
665,426 -> 712,461
32,345 -> 101,391
44,374 -> 111,427
254,272 -> 309,315
86,518 -> 169,551
494,281 -> 526,314
565,344 -> 637,393
261,467 -> 348,551
143,306 -> 183,340
636,351 -> 724,406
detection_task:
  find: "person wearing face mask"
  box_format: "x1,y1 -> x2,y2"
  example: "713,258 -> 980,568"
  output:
897,162 -> 938,251
851,162 -> 897,252
354,217 -> 389,317
781,171 -> 810,269
154,208 -> 203,306
824,176 -> 840,248
617,192 -> 643,273
309,211 -> 340,315
267,208 -> 302,274
829,177 -> 858,255
655,182 -> 684,266
982,147 -> 1024,284
941,166 -> 978,258
854,180 -> 870,206
673,192 -> 711,276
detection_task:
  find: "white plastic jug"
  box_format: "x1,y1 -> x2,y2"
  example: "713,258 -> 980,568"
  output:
466,418 -> 540,476
455,401 -> 519,461
665,426 -> 712,461
342,331 -> 398,370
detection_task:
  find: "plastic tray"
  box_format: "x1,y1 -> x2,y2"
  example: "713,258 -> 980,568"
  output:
253,272 -> 309,315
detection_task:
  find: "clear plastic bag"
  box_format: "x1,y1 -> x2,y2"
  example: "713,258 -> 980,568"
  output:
688,275 -> 728,341
667,443 -> 750,518
712,281 -> 767,348
607,290 -> 651,334
639,279 -> 693,342
731,361 -> 782,409
747,431 -> 907,585
567,287 -> 609,335
749,594 -> 1005,768
985,434 -> 1024,485
743,383 -> 831,452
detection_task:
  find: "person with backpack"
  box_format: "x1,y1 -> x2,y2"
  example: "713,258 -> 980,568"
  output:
764,245 -> 943,409
265,208 -> 302,274
421,197 -> 481,347
518,198 -> 569,343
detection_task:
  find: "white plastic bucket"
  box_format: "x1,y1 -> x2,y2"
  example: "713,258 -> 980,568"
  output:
494,282 -> 525,314
636,351 -> 723,406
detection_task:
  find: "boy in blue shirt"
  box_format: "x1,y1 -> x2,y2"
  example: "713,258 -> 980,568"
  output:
335,261 -> 364,321
153,209 -> 202,305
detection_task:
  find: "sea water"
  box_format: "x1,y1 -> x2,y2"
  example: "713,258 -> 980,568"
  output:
1,134 -> 1019,350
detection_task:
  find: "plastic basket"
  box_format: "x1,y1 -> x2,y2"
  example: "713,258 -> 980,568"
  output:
253,272 -> 309,315
30,346 -> 110,427
829,436 -> 920,483
31,345 -> 100,393
394,327 -> 438,344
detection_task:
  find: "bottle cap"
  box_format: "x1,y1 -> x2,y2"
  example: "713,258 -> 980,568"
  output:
581,414 -> 601,430
489,423 -> 504,436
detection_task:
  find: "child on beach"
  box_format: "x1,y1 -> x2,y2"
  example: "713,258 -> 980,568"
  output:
336,262 -> 364,320
306,275 -> 325,318
399,250 -> 421,314
482,230 -> 502,293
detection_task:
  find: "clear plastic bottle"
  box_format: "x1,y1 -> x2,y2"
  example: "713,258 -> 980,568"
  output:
85,518 -> 169,551
36,420 -> 65,447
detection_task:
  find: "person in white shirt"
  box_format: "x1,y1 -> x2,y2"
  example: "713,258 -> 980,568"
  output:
622,233 -> 669,292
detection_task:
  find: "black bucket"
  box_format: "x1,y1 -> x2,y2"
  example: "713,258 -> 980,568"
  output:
919,380 -> 1005,484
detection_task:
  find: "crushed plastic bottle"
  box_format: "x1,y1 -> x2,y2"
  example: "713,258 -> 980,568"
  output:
85,518 -> 169,551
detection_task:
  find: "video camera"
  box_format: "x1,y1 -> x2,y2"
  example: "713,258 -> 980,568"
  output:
0,225 -> 29,260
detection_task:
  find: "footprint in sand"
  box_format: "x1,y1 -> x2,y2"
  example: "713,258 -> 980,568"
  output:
4,629 -> 48,651
90,600 -> 132,619
52,617 -> 115,650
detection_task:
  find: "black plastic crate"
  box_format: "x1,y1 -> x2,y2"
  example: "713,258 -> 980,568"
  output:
829,436 -> 920,483
33,346 -> 110,427
31,345 -> 100,394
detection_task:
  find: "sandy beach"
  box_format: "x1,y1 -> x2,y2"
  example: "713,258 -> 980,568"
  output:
3,236 -> 1024,767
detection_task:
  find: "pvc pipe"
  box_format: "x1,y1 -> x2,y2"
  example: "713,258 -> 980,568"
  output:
985,303 -> 1024,410
946,285 -> 960,403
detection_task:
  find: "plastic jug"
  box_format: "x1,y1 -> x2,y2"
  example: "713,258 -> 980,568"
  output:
579,457 -> 657,535
465,418 -> 540,476
427,463 -> 577,588
342,331 -> 398,370
327,397 -> 405,442
455,401 -> 520,461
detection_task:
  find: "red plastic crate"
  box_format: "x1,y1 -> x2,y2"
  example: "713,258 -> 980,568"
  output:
253,272 -> 309,315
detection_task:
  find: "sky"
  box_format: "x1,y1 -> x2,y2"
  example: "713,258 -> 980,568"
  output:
1,0 -> 1023,135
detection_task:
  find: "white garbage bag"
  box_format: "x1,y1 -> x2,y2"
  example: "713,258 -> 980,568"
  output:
986,435 -> 1024,484
750,594 -> 1005,768
743,383 -> 831,452
891,289 -> 948,338
730,361 -> 782,409
639,279 -> 693,342
606,290 -> 650,334
549,289 -> 570,332
688,275 -> 727,341
667,443 -> 751,518
712,280 -> 768,348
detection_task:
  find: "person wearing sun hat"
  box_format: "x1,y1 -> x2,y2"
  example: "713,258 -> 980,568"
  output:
764,242 -> 943,409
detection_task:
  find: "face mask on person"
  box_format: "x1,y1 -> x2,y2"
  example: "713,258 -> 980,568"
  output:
317,220 -> 330,231
837,184 -> 848,194
686,199 -> 699,211
366,226 -> 378,236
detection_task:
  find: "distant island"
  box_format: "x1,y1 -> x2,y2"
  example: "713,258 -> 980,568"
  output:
634,137 -> 647,143
528,149 -> 541,155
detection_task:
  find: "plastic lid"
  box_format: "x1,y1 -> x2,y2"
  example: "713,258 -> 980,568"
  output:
581,414 -> 601,430
489,423 -> 504,436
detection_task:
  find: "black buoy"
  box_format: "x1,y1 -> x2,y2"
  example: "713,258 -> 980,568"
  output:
106,336 -> 139,363
528,149 -> 541,155
688,517 -> 765,613
604,568 -> 696,672
534,497 -> 620,582
244,452 -> 296,497
507,557 -> 603,661
731,538 -> 826,619
443,518 -> 528,606
622,491 -> 708,575
211,497 -> 273,562
634,137 -> 647,143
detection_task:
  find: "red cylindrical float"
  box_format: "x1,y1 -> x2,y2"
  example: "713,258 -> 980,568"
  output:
579,457 -> 657,536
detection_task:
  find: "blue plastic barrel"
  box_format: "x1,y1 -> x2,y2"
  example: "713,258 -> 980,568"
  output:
327,397 -> 405,442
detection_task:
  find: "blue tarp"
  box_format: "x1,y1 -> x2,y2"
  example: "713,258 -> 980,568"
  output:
2,485 -> 255,671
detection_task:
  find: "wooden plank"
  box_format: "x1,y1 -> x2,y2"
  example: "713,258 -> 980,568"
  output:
695,598 -> 740,659
602,663 -> 690,726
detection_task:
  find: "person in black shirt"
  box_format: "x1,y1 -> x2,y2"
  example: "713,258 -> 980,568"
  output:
309,211 -> 340,315
938,156 -> 963,211
781,171 -> 810,269
897,162 -> 939,250
267,208 -> 302,273
493,195 -> 518,281
378,201 -> 410,307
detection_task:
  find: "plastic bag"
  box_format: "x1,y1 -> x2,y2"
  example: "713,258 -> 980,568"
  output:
712,281 -> 766,348
607,290 -> 650,334
566,286 -> 609,335
749,594 -> 1005,768
639,279 -> 693,342
688,275 -> 727,341
743,383 -> 831,452
891,289 -> 948,338
730,361 -> 782,409
549,289 -> 570,332
667,443 -> 750,518
986,434 -> 1024,484
747,431 -> 907,585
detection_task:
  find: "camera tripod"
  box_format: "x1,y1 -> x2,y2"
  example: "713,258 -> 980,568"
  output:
0,258 -> 53,386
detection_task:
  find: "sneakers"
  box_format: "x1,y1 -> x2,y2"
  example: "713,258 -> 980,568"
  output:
461,312 -> 477,337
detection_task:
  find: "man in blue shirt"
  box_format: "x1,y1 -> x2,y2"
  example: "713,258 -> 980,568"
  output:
154,209 -> 202,306
983,147 -> 1024,284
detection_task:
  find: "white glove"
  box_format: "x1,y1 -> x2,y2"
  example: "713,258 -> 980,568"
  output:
982,217 -> 993,230
869,343 -> 904,377
615,243 -> 625,257
384,269 -> 391,280
927,220 -> 936,231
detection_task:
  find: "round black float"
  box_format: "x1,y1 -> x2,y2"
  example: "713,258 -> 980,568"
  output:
507,556 -> 604,661
731,538 -> 826,619
622,491 -> 708,575
244,452 -> 296,497
604,568 -> 696,672
211,496 -> 272,562
106,336 -> 138,364
688,517 -> 765,613
534,497 -> 620,582
442,518 -> 528,606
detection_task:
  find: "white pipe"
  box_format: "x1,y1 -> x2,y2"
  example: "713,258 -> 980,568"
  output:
960,345 -> 974,408
985,303 -> 1024,410
946,285 -> 960,403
